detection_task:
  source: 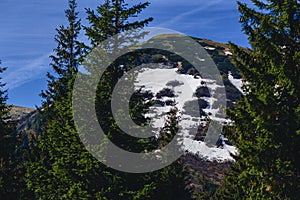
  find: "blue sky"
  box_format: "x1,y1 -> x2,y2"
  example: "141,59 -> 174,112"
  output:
0,0 -> 251,108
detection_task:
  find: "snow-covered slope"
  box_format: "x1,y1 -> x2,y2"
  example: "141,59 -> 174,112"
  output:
228,72 -> 244,94
134,67 -> 237,162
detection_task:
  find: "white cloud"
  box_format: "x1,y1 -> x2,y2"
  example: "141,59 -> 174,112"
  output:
157,0 -> 228,27
0,0 -> 253,93
2,53 -> 51,90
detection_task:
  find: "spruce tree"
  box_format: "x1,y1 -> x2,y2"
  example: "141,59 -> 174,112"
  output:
0,64 -> 31,199
26,1 -> 119,198
84,0 -> 153,47
0,65 -> 15,198
83,1 -> 194,199
83,0 -> 154,153
216,1 -> 300,199
40,0 -> 86,110
84,0 -> 154,158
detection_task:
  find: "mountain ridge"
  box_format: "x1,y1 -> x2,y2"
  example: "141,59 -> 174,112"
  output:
10,36 -> 243,189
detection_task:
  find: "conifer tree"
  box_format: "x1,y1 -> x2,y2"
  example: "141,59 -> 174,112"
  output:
0,65 -> 16,198
26,1 -> 119,198
40,0 -> 86,111
83,1 -> 194,199
216,1 -> 300,199
84,0 -> 153,47
83,0 -> 154,156
83,0 -> 154,153
0,64 -> 32,199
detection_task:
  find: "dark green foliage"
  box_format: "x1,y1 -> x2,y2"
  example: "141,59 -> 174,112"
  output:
216,0 -> 300,199
84,0 -> 153,47
156,88 -> 176,99
0,66 -> 16,198
183,100 -> 207,117
190,175 -> 214,200
155,106 -> 190,200
217,62 -> 238,77
83,0 -> 154,154
158,106 -> 180,146
224,85 -> 241,103
26,1 -> 107,199
0,65 -> 34,199
83,1 -> 193,199
107,106 -> 190,200
213,55 -> 228,64
198,99 -> 209,109
28,86 -> 120,199
0,67 -> 14,171
2,0 -> 271,198
194,86 -> 211,98
130,89 -> 154,126
40,0 -> 86,108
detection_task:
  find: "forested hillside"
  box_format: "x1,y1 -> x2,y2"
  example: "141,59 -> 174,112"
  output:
0,0 -> 299,199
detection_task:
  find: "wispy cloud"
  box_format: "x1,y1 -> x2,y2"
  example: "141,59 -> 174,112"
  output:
157,0 -> 223,27
0,0 -> 253,107
2,53 -> 51,90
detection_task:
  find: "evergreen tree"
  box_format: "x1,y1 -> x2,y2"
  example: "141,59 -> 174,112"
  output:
83,1 -> 193,199
40,0 -> 86,111
216,1 -> 300,199
84,0 -> 154,158
84,0 -> 153,47
155,106 -> 190,200
0,64 -> 33,199
0,64 -> 16,198
26,1 -> 118,199
83,0 -> 154,154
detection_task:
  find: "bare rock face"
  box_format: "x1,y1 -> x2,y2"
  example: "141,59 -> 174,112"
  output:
9,105 -> 35,121
9,105 -> 41,134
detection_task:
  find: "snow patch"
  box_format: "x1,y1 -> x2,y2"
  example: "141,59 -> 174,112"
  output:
183,138 -> 237,162
228,72 -> 243,94
134,67 -> 237,162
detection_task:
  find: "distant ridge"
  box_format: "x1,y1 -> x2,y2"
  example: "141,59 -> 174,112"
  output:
9,105 -> 36,121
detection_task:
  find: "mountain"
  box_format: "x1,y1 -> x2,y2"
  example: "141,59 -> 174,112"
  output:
9,105 -> 35,121
13,36 -> 244,190
9,105 -> 42,135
